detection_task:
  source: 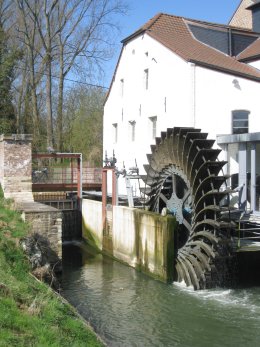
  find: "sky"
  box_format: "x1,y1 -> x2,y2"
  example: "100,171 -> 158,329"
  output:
102,0 -> 241,88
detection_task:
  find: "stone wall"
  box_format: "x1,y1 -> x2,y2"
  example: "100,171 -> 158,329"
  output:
20,202 -> 63,257
0,134 -> 33,202
82,199 -> 176,282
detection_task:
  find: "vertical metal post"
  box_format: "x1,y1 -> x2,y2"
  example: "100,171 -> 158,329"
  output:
77,154 -> 82,209
238,142 -> 247,211
251,143 -> 256,212
102,169 -> 108,230
71,158 -> 74,184
112,169 -> 117,206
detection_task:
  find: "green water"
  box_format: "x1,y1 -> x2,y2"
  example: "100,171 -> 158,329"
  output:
61,242 -> 260,347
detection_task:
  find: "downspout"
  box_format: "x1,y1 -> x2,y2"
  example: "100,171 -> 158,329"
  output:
228,28 -> 232,56
190,63 -> 196,127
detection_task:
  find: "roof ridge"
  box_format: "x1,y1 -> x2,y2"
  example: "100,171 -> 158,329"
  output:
142,12 -> 163,31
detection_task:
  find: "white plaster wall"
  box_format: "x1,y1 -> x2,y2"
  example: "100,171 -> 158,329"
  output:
194,67 -> 260,166
104,34 -> 260,196
104,34 -> 193,195
194,67 -> 260,140
249,60 -> 260,70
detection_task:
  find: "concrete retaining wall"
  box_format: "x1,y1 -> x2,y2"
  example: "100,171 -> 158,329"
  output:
82,199 -> 176,282
82,199 -> 103,249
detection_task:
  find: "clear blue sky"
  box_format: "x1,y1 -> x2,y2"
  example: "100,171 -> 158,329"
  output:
102,0 -> 241,87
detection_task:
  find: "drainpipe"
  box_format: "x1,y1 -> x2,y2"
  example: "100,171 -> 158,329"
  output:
190,63 -> 196,127
228,28 -> 232,56
251,143 -> 256,212
238,143 -> 247,211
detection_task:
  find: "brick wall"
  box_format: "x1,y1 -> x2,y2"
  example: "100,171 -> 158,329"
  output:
229,0 -> 254,29
0,134 -> 33,201
21,205 -> 63,257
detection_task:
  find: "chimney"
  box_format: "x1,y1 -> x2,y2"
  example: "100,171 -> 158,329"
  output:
247,1 -> 260,32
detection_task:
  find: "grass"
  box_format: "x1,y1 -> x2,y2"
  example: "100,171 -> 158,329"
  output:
0,189 -> 104,347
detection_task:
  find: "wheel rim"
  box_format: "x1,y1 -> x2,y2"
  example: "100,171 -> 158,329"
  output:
141,127 -> 237,290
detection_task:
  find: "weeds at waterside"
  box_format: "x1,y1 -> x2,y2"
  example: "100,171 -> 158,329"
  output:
0,189 -> 104,347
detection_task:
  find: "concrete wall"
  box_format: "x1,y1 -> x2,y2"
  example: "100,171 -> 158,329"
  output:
82,199 -> 176,282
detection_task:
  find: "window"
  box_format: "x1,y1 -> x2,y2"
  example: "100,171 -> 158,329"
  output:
144,69 -> 149,90
232,110 -> 249,134
164,97 -> 167,113
149,116 -> 157,139
139,104 -> 142,116
120,79 -> 124,97
112,123 -> 118,143
129,121 -> 136,142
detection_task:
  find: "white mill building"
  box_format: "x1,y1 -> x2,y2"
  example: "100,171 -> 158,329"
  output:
103,0 -> 260,215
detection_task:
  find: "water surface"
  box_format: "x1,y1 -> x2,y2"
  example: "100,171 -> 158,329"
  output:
61,243 -> 260,347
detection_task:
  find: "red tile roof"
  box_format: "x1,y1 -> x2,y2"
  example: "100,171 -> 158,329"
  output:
123,13 -> 260,81
237,37 -> 260,61
105,13 -> 260,104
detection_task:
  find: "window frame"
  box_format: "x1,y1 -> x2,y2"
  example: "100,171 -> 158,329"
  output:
149,116 -> 157,139
112,123 -> 118,143
232,110 -> 249,135
144,69 -> 149,90
129,120 -> 136,142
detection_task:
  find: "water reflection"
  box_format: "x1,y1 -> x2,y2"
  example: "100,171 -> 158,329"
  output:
61,242 -> 260,347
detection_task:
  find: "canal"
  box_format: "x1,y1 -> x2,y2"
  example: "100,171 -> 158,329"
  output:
61,242 -> 260,347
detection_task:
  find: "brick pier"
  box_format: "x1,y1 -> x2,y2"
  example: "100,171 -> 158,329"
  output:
0,134 -> 62,256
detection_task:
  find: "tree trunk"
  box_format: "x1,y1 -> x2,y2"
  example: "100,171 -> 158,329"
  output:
46,51 -> 54,149
29,51 -> 40,138
57,42 -> 64,152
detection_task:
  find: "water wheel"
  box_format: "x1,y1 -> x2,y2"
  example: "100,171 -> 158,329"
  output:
141,127 -> 237,290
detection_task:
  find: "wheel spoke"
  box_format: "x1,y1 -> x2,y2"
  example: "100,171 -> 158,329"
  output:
182,190 -> 190,204
182,218 -> 192,232
141,126 -> 237,290
159,193 -> 168,204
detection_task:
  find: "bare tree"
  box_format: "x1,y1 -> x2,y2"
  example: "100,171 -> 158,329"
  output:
15,0 -> 44,139
20,0 -> 61,149
55,0 -> 127,152
12,0 -> 127,151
